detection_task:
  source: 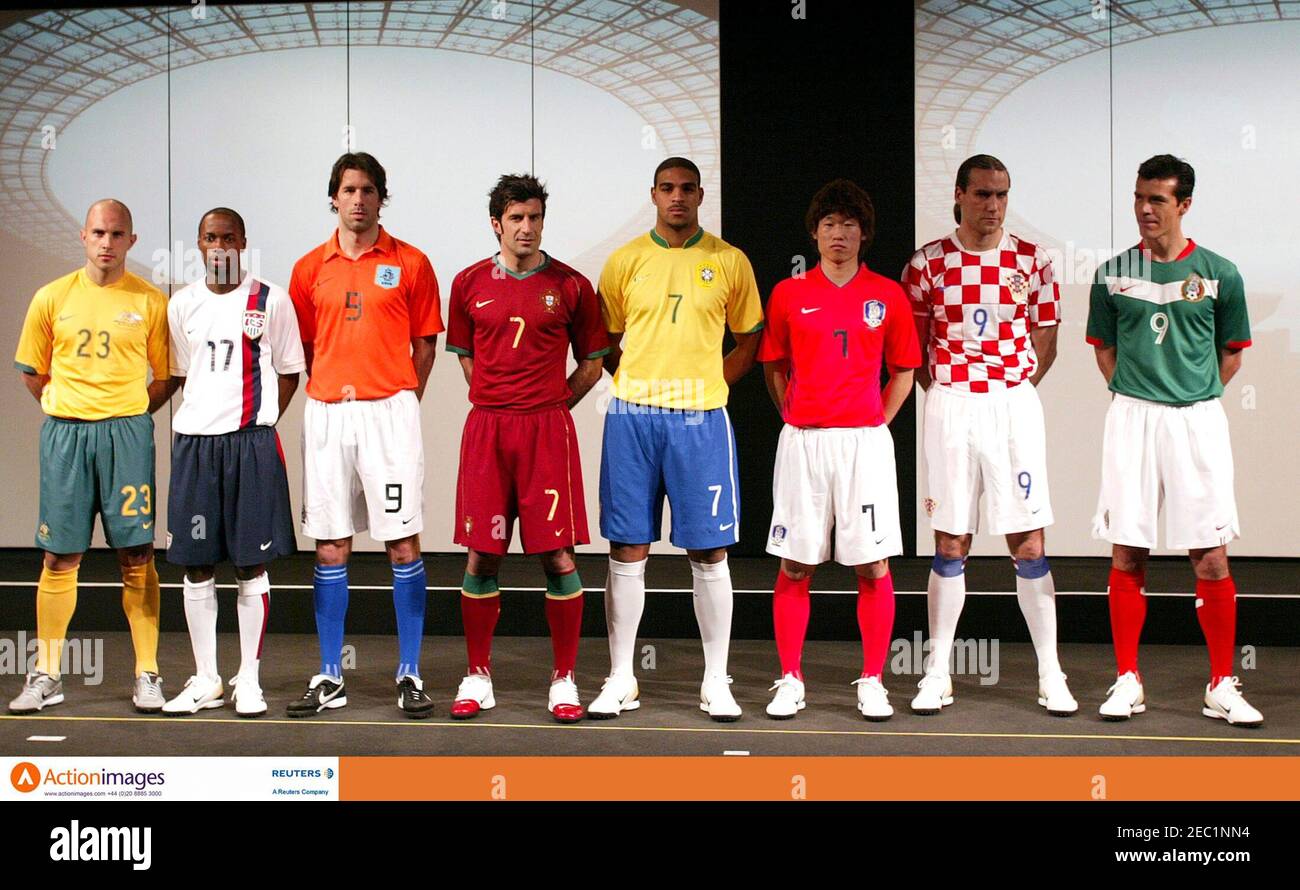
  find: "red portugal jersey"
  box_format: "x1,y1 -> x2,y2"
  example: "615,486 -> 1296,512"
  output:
758,263 -> 920,428
446,253 -> 610,411
902,230 -> 1059,393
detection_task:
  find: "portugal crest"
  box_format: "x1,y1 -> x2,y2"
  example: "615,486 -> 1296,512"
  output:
1006,271 -> 1030,304
864,299 -> 886,328
1181,271 -> 1206,302
242,309 -> 267,340
539,290 -> 559,313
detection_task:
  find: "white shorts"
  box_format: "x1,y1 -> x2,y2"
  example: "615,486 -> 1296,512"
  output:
922,382 -> 1053,536
1093,393 -> 1239,551
767,424 -> 903,566
301,390 -> 425,542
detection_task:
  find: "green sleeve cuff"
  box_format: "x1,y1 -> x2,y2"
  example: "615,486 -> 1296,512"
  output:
585,347 -> 611,360
445,345 -> 472,357
14,362 -> 37,374
740,321 -> 765,334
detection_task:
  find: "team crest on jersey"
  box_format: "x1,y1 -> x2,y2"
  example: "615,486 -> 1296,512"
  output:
695,262 -> 718,288
1006,271 -> 1030,304
539,290 -> 560,313
464,516 -> 473,535
923,498 -> 937,518
375,265 -> 401,289
242,309 -> 267,340
113,310 -> 144,328
770,524 -> 787,545
1181,271 -> 1206,303
37,522 -> 50,542
864,300 -> 886,328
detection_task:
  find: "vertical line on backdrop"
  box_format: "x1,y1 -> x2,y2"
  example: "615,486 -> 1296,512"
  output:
166,8 -> 174,459
346,2 -> 351,134
1108,2 -> 1114,250
530,0 -> 536,173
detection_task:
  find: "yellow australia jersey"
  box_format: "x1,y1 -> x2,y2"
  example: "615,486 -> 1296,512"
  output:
14,269 -> 170,420
598,229 -> 763,410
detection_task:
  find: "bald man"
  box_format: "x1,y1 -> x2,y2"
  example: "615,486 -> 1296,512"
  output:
9,199 -> 173,715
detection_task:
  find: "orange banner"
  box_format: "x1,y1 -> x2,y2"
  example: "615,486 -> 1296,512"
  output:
339,756 -> 1300,801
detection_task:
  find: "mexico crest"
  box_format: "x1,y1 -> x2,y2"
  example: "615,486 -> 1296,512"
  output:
1181,271 -> 1206,302
1006,271 -> 1030,303
539,290 -> 560,313
864,299 -> 886,328
242,309 -> 267,340
696,262 -> 718,288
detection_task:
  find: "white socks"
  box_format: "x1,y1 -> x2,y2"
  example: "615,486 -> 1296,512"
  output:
235,572 -> 271,683
182,576 -> 218,681
926,561 -> 967,677
690,556 -> 734,682
1014,561 -> 1061,679
605,558 -> 647,678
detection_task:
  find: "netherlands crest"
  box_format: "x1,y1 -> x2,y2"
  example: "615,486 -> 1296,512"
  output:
375,264 -> 401,289
864,299 -> 886,328
1181,271 -> 1206,303
1006,271 -> 1030,304
242,309 -> 267,340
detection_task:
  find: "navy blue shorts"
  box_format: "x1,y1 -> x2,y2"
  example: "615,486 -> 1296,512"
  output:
167,427 -> 296,567
598,398 -> 740,550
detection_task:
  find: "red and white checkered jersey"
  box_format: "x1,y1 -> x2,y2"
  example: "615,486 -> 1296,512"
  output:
902,231 -> 1059,393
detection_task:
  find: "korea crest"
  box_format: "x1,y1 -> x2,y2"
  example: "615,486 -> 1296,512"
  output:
1006,271 -> 1030,304
242,309 -> 267,340
864,299 -> 886,328
1181,271 -> 1206,302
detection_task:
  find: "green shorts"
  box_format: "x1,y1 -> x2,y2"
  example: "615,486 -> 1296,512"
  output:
37,414 -> 156,554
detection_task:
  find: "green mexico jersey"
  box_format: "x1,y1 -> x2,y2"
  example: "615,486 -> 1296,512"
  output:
1086,241 -> 1251,405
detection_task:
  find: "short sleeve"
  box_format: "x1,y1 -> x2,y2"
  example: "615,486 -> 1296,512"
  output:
597,253 -> 627,334
900,250 -> 932,318
407,253 -> 444,338
1086,274 -> 1117,348
268,287 -> 307,374
569,272 -> 610,360
884,284 -> 922,370
167,294 -> 189,376
445,268 -> 473,357
755,280 -> 789,363
1029,246 -> 1061,328
146,289 -> 170,382
724,249 -> 764,334
1215,267 -> 1252,350
14,287 -> 52,375
288,255 -> 317,345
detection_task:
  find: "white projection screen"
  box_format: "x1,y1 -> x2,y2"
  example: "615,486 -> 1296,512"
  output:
0,1 -> 720,554
914,1 -> 1299,557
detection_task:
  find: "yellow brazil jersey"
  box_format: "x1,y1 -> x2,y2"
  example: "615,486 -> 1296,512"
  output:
14,269 -> 169,420
598,229 -> 763,410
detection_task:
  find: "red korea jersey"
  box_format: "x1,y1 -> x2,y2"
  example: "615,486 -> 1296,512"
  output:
758,263 -> 920,428
446,253 -> 610,411
902,230 -> 1059,393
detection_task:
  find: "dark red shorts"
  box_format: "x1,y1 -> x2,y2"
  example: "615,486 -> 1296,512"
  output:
454,404 -> 590,555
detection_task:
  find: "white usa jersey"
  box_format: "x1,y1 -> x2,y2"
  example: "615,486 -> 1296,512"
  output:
169,274 -> 306,435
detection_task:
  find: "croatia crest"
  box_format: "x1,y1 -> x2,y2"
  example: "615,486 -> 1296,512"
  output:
242,309 -> 267,340
1006,271 -> 1030,303
864,299 -> 886,328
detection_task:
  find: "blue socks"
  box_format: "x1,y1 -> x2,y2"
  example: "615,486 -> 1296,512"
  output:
313,564 -> 349,680
1015,555 -> 1051,580
393,560 -> 427,680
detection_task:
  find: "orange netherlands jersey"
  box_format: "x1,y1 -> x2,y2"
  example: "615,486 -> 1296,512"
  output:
289,227 -> 444,402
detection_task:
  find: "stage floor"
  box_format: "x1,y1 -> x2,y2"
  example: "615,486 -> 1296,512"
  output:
2,633 -> 1295,757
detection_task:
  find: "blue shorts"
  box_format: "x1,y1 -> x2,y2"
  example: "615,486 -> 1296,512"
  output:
598,398 -> 740,550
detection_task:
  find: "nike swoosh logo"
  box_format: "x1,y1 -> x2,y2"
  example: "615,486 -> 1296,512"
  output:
800,307 -> 822,314
142,522 -> 153,530
1031,507 -> 1041,514
1215,523 -> 1230,531
554,529 -> 564,537
402,516 -> 415,525
719,523 -> 734,531
475,300 -> 494,308
1116,284 -> 1139,293
58,314 -> 74,321
632,274 -> 651,283
875,536 -> 887,545
260,540 -> 273,551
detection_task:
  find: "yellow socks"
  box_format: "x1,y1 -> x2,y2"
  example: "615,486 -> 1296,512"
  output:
35,565 -> 78,678
121,559 -> 161,676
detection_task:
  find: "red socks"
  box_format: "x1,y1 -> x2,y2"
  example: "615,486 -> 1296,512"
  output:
772,571 -> 811,679
461,593 -> 500,675
545,593 -> 583,678
1196,576 -> 1237,686
1107,567 -> 1146,676
857,572 -> 896,679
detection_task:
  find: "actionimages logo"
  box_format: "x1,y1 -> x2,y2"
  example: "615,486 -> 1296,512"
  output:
11,761 -> 41,792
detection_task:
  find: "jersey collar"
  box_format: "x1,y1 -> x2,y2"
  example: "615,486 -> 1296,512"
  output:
1135,238 -> 1197,263
493,251 -> 551,280
812,261 -> 866,289
649,227 -> 705,249
324,225 -> 396,261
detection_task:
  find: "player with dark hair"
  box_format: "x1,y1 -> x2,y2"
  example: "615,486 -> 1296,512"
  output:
161,208 -> 304,717
286,153 -> 443,718
1089,154 -> 1260,726
9,199 -> 172,714
902,154 -> 1076,717
590,156 -> 764,721
445,173 -> 608,723
761,179 -> 919,720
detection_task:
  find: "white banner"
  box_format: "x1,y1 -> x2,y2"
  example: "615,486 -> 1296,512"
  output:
3,757 -> 339,801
